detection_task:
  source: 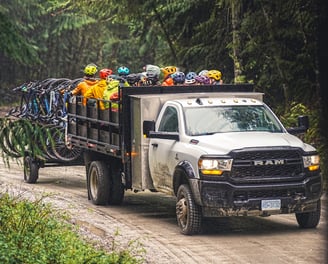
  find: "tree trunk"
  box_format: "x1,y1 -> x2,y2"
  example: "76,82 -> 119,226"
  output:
231,0 -> 243,83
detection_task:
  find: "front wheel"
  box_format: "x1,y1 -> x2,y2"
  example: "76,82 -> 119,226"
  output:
296,200 -> 321,228
176,184 -> 202,235
87,161 -> 110,205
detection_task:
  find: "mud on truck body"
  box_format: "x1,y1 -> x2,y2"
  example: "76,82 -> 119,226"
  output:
66,84 -> 322,235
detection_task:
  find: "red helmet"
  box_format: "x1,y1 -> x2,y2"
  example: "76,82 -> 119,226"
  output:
99,68 -> 113,79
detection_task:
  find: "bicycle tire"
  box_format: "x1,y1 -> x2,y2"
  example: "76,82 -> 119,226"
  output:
20,120 -> 48,160
50,126 -> 83,162
7,119 -> 29,157
0,119 -> 22,158
39,124 -> 61,161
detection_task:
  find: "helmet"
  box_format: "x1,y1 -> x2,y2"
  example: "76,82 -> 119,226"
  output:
126,73 -> 140,86
138,72 -> 148,84
118,66 -> 130,76
99,68 -> 113,79
195,75 -> 211,85
207,70 -> 222,81
161,66 -> 177,79
171,71 -> 185,84
84,63 -> 98,76
162,77 -> 174,86
198,70 -> 209,76
185,72 -> 197,80
145,64 -> 161,78
185,72 -> 197,84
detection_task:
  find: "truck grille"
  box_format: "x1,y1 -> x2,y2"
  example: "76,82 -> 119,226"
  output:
234,188 -> 305,199
230,148 -> 304,181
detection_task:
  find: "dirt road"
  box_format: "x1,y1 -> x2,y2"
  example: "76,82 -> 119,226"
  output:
0,160 -> 326,263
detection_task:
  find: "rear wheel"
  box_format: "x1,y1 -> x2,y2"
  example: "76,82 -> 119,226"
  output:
296,200 -> 321,228
87,161 -> 110,205
108,165 -> 124,205
176,184 -> 202,235
23,156 -> 39,184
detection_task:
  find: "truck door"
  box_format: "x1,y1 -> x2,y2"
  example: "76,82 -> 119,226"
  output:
149,105 -> 179,191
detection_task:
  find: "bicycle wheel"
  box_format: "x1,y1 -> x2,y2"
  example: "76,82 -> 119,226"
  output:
50,126 -> 83,162
19,119 -> 48,160
36,123 -> 59,161
7,119 -> 29,157
0,120 -> 21,158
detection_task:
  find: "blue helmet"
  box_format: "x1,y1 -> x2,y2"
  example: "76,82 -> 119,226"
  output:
117,66 -> 130,76
171,71 -> 185,84
185,72 -> 197,84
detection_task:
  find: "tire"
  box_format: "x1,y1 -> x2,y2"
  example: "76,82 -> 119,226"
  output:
39,124 -> 59,160
87,161 -> 110,205
108,166 -> 124,205
23,156 -> 39,184
176,184 -> 202,235
296,200 -> 321,228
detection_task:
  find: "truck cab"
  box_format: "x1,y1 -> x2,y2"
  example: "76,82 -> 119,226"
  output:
143,95 -> 321,234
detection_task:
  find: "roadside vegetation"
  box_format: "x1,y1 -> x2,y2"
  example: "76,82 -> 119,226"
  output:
0,193 -> 144,264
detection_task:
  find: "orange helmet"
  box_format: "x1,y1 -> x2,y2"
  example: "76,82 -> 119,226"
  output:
162,77 -> 174,86
99,68 -> 113,79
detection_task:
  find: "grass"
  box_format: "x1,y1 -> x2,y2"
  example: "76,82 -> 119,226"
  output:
0,193 -> 144,264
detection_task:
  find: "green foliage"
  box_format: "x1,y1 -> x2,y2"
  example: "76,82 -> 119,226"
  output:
279,102 -> 318,144
0,118 -> 50,162
279,103 -> 326,187
0,193 -> 143,263
240,0 -> 319,108
0,12 -> 40,64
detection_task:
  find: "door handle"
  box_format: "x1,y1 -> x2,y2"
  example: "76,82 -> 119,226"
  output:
151,143 -> 158,148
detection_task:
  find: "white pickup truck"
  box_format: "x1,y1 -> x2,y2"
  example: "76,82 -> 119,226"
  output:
66,84 -> 322,235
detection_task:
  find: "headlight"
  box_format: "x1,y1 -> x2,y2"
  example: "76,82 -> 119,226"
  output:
303,155 -> 320,171
198,158 -> 233,175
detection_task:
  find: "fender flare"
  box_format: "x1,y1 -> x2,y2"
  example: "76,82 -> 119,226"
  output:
173,160 -> 202,205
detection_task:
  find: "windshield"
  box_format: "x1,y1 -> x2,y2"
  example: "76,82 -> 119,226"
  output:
184,105 -> 284,136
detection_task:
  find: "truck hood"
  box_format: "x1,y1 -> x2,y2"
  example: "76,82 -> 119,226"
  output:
190,132 -> 314,154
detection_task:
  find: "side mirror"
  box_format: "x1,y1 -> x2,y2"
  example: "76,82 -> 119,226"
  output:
287,115 -> 309,134
143,120 -> 180,141
143,120 -> 155,138
298,115 -> 309,131
149,131 -> 180,141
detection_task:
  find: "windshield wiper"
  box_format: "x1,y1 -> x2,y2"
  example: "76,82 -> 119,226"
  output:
192,132 -> 218,136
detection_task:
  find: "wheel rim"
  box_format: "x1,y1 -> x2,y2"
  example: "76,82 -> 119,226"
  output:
90,167 -> 98,200
176,197 -> 188,228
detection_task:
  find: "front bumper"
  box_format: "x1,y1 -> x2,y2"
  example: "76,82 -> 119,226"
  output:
190,175 -> 322,217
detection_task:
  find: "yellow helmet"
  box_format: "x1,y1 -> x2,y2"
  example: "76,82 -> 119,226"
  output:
84,63 -> 98,76
207,70 -> 222,81
161,66 -> 177,79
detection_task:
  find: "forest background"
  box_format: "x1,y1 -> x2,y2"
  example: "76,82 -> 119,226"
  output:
0,0 -> 327,188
